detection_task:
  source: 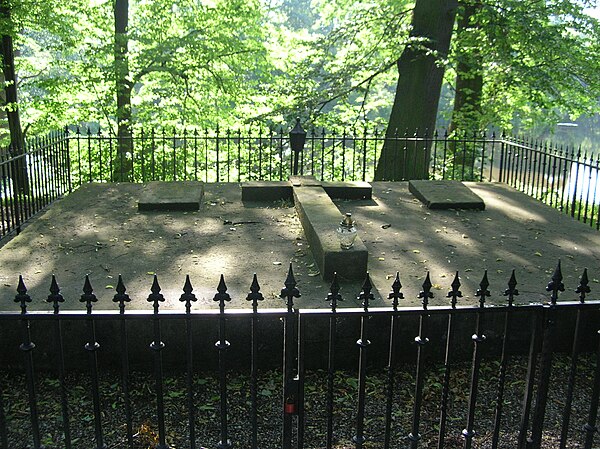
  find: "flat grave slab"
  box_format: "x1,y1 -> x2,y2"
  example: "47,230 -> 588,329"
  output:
409,180 -> 485,210
138,181 -> 204,211
241,179 -> 372,201
241,181 -> 293,202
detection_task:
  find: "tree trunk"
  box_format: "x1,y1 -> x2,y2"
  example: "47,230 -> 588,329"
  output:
374,0 -> 458,181
114,0 -> 133,181
448,0 -> 483,181
449,0 -> 483,134
0,0 -> 28,193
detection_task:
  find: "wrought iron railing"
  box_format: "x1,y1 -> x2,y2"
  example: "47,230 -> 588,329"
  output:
0,127 -> 598,242
0,263 -> 599,449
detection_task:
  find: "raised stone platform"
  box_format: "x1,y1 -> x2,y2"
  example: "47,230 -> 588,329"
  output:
138,181 -> 205,211
409,180 -> 485,210
294,186 -> 368,281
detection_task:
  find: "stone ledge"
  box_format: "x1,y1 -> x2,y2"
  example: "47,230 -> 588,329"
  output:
241,179 -> 372,202
241,181 -> 293,202
294,186 -> 368,281
138,181 -> 204,211
323,181 -> 372,200
408,180 -> 485,210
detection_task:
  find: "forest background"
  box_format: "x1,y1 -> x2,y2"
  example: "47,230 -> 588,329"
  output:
1,0 -> 600,171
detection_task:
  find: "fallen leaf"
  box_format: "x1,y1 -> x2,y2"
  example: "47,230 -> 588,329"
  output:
105,285 -> 114,289
534,251 -> 542,257
124,240 -> 133,244
412,250 -> 421,254
273,261 -> 282,265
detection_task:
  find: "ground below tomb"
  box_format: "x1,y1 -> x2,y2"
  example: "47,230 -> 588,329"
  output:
0,182 -> 598,311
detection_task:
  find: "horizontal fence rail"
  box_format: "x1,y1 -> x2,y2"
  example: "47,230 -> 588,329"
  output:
0,263 -> 599,449
0,126 -> 598,242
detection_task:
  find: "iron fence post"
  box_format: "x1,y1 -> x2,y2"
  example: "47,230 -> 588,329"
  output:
214,275 -> 232,449
15,276 -> 44,449
527,262 -> 564,449
113,275 -> 133,449
281,265 -> 300,449
246,274 -> 264,449
354,274 -> 374,449
147,276 -> 168,449
462,271 -> 490,449
583,328 -> 600,449
409,273 -> 433,449
559,269 -> 590,448
80,276 -> 106,449
438,272 -> 462,449
180,276 -> 198,449
384,273 -> 403,449
491,270 -> 518,449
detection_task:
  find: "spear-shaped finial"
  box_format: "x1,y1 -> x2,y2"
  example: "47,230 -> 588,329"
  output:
546,260 -> 564,306
113,275 -> 131,314
47,275 -> 64,314
326,273 -> 343,312
15,275 -> 31,314
179,275 -> 197,313
476,271 -> 490,308
280,264 -> 300,312
80,275 -> 97,314
147,275 -> 165,314
357,273 -> 374,311
504,270 -> 519,307
246,273 -> 264,312
213,274 -> 231,311
576,268 -> 590,304
418,272 -> 433,310
447,271 -> 462,309
388,272 -> 404,311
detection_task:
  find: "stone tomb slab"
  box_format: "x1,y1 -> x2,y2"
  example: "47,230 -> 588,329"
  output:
293,186 -> 368,281
138,181 -> 204,211
408,180 -> 485,210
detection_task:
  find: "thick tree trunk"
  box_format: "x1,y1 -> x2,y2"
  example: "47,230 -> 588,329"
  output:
374,0 -> 458,181
114,0 -> 133,181
448,1 -> 483,181
448,0 -> 483,134
0,0 -> 28,193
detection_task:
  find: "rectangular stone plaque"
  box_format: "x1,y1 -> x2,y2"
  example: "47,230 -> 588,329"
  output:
138,181 -> 204,211
409,180 -> 485,210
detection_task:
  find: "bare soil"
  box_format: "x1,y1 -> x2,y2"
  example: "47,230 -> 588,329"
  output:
0,182 -> 599,311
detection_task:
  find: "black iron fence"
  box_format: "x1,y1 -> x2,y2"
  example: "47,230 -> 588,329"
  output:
1,263 -> 599,449
0,126 -> 598,242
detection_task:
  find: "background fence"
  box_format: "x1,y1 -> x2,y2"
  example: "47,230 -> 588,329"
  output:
0,265 -> 599,449
0,125 -> 599,240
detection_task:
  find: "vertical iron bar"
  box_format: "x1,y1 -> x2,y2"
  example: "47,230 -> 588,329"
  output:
409,273 -> 433,449
147,276 -> 168,449
15,276 -> 43,449
47,276 -> 71,449
246,274 -> 264,449
0,376 -> 6,449
326,274 -> 342,449
559,269 -> 590,448
297,309 -> 306,449
463,272 -> 490,449
438,272 -> 462,449
113,275 -> 133,449
527,262 -> 564,449
384,273 -> 403,449
80,276 -> 105,449
180,275 -> 198,449
281,265 -> 300,449
354,274 -> 374,449
214,275 -> 232,449
491,270 -> 518,449
583,328 -> 600,449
